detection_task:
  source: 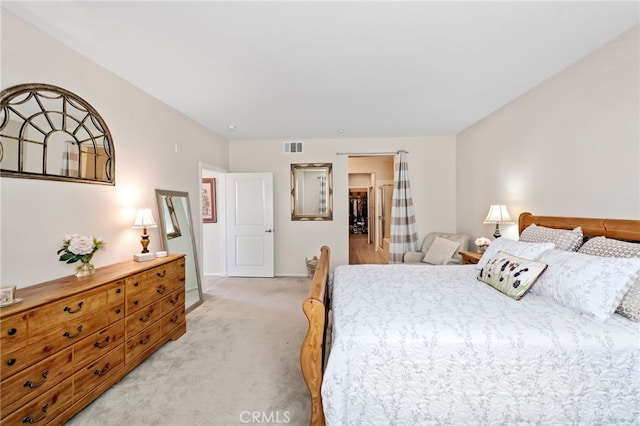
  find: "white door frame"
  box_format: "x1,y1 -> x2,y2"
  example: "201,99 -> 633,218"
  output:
199,162 -> 227,276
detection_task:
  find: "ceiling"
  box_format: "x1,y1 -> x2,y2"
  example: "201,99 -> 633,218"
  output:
3,1 -> 638,141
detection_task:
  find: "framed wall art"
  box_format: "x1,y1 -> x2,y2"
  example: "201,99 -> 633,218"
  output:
202,178 -> 216,223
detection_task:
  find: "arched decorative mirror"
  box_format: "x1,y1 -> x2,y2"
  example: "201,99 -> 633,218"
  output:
156,189 -> 204,313
0,83 -> 115,184
291,163 -> 333,221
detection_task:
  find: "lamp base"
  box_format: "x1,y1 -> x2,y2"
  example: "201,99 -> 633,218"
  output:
140,234 -> 151,253
134,253 -> 155,262
493,224 -> 502,239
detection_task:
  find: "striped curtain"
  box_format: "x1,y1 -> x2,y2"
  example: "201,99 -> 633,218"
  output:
61,140 -> 79,177
389,151 -> 419,263
318,176 -> 327,215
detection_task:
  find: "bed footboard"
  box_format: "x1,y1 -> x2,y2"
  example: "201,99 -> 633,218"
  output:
300,245 -> 331,426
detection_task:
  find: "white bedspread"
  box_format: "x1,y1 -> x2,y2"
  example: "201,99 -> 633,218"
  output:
322,264 -> 640,425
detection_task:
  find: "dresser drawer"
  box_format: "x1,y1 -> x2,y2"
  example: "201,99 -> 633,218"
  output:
1,313 -> 28,353
161,289 -> 184,314
0,377 -> 73,426
28,288 -> 108,336
162,305 -> 185,335
1,347 -> 27,381
106,280 -> 125,305
125,300 -> 162,336
125,321 -> 162,363
73,344 -> 125,398
74,321 -> 125,370
107,303 -> 125,324
0,347 -> 73,418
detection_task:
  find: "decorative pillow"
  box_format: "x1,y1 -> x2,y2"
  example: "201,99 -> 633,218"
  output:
476,238 -> 555,271
477,251 -> 548,300
578,236 -> 640,322
519,224 -> 584,251
532,249 -> 640,322
423,237 -> 460,264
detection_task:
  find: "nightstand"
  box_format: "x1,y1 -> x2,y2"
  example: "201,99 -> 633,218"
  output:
459,250 -> 483,265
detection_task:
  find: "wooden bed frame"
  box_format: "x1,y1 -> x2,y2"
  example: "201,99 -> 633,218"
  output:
300,213 -> 640,426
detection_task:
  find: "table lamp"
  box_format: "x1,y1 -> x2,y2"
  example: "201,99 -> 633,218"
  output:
483,204 -> 514,238
132,208 -> 157,256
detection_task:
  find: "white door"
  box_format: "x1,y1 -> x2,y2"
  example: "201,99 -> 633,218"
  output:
225,173 -> 274,277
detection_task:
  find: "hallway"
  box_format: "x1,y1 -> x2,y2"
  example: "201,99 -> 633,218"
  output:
349,234 -> 388,264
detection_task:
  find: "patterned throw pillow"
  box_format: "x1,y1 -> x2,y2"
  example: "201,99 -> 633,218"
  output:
533,249 -> 640,322
519,224 -> 583,251
578,236 -> 640,322
477,251 -> 548,300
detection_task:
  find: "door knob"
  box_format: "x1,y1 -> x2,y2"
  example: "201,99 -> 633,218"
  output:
265,229 -> 274,233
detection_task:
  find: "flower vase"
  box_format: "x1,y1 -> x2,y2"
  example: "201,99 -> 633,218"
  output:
75,260 -> 95,277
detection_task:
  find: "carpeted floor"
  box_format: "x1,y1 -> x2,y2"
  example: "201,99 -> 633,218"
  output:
66,276 -> 312,426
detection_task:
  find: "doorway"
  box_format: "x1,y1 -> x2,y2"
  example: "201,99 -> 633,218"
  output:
347,155 -> 394,264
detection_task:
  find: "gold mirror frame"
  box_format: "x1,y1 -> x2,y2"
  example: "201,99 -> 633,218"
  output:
0,83 -> 115,185
291,163 -> 333,221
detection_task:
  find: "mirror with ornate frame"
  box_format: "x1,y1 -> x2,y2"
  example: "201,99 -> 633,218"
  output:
291,163 -> 333,221
155,189 -> 203,313
0,83 -> 114,185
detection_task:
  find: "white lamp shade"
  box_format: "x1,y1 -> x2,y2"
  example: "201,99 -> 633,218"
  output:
132,208 -> 158,228
483,204 -> 514,224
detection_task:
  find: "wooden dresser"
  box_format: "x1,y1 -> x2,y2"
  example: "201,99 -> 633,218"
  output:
0,254 -> 186,425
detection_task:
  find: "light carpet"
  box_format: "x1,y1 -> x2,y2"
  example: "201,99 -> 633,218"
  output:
66,276 -> 312,426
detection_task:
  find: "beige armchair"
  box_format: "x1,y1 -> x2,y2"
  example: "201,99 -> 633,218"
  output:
403,232 -> 470,265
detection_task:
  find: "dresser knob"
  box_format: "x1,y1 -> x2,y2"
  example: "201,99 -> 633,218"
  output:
156,285 -> 167,294
133,282 -> 139,287
116,288 -> 122,294
7,358 -> 16,366
115,308 -> 122,314
7,328 -> 17,336
156,270 -> 167,278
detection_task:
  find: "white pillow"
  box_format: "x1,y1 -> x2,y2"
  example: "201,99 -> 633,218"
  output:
532,249 -> 640,322
423,237 -> 460,264
476,238 -> 555,270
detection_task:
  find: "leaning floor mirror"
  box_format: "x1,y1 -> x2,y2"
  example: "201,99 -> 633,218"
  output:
155,189 -> 204,313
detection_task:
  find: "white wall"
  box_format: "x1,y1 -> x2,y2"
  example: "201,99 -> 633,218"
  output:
229,136 -> 456,275
457,26 -> 640,246
1,11 -> 229,287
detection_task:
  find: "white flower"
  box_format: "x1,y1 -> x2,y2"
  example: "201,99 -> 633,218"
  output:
475,237 -> 492,247
68,236 -> 95,255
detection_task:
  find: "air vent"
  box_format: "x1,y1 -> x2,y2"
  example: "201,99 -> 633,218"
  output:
283,141 -> 303,153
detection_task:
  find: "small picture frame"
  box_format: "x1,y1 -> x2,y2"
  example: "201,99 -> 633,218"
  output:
0,285 -> 16,304
202,178 -> 217,223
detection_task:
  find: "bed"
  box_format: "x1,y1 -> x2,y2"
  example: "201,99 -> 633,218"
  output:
300,212 -> 640,426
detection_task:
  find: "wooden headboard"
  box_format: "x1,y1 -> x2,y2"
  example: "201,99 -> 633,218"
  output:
518,212 -> 640,242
